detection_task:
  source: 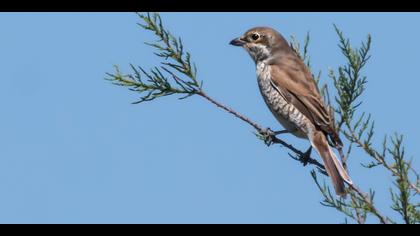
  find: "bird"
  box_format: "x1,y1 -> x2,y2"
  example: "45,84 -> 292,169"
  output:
230,26 -> 352,196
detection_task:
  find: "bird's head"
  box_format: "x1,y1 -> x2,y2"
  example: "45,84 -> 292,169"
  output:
230,27 -> 291,63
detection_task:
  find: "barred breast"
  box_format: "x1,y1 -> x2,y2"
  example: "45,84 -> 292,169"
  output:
256,61 -> 313,139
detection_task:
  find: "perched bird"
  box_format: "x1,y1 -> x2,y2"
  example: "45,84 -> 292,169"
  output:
230,27 -> 352,196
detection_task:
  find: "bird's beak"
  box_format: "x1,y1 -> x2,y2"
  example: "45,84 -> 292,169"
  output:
229,37 -> 246,46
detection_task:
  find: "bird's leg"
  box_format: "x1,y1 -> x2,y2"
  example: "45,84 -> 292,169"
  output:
300,146 -> 313,166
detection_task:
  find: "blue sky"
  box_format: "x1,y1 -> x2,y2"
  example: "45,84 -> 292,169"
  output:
0,12 -> 419,223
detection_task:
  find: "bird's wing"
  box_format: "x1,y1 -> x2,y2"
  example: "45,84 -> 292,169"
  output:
268,55 -> 334,135
268,56 -> 352,196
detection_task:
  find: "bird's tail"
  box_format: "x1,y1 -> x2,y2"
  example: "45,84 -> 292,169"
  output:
309,130 -> 352,197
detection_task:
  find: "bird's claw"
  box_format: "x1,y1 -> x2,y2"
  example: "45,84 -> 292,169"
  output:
257,128 -> 290,146
259,128 -> 284,146
257,128 -> 276,146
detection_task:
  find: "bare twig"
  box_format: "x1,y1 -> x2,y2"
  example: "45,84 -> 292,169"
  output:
197,91 -> 264,132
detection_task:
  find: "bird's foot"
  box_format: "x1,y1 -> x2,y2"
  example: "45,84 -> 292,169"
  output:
257,128 -> 289,146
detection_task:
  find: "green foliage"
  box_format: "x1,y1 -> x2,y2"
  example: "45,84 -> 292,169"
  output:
106,13 -> 201,104
388,134 -> 420,224
330,25 -> 371,128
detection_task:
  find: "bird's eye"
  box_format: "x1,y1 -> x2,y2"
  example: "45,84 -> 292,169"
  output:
251,33 -> 260,41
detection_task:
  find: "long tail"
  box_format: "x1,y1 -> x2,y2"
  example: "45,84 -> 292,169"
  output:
309,130 -> 352,197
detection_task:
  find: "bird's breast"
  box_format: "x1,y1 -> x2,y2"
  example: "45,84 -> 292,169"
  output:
256,61 -> 310,139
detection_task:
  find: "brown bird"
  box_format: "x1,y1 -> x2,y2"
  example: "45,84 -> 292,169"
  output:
230,27 -> 352,196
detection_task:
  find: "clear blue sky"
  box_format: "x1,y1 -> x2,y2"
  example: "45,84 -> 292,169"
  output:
0,13 -> 419,223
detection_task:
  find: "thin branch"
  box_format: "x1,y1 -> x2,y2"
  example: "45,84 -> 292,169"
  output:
197,90 -> 264,133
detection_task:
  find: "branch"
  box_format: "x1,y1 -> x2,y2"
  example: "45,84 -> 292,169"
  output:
197,90 -> 264,132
